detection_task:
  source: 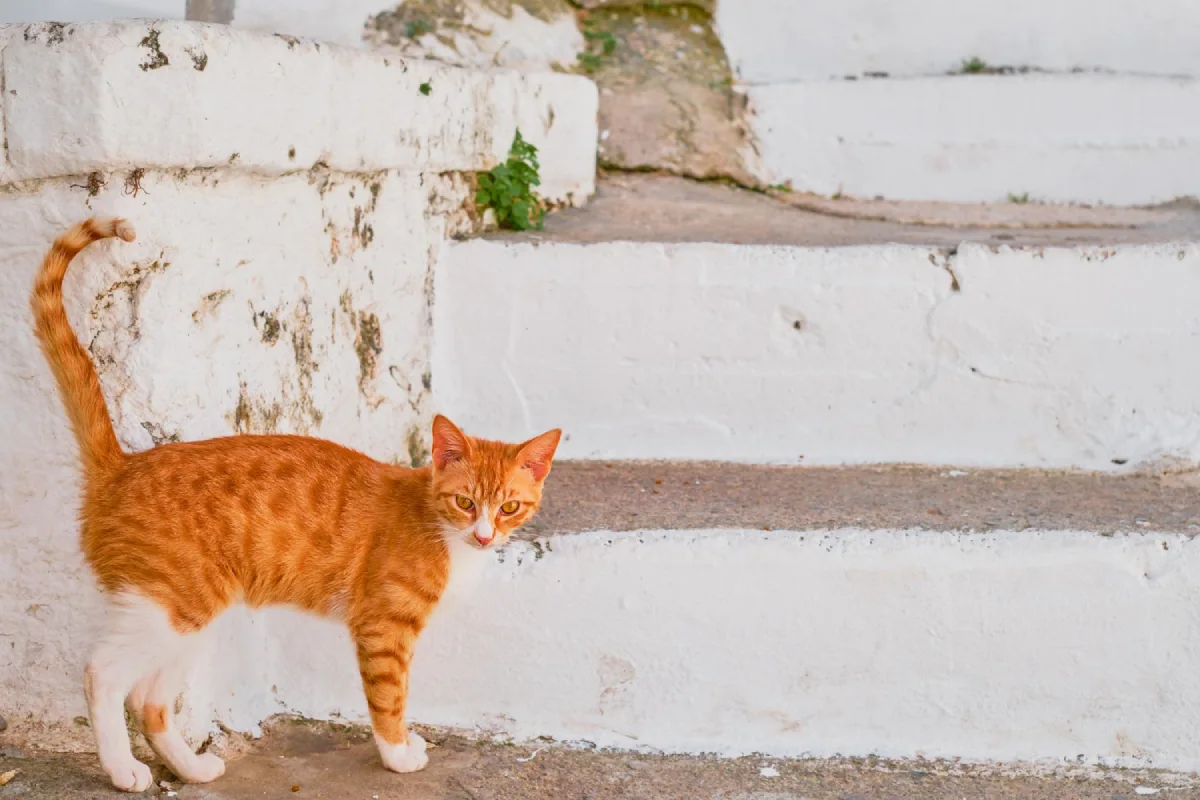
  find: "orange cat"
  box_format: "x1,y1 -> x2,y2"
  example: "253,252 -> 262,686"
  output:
31,217 -> 560,792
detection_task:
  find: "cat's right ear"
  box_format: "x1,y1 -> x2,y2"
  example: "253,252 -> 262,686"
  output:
431,414 -> 471,471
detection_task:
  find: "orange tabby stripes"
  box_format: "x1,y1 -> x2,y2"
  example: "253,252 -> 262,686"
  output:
30,217 -> 561,793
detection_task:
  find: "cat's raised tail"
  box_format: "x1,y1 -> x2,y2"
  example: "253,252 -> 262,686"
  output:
31,217 -> 136,474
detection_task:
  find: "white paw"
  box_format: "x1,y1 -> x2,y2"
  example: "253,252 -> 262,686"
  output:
185,752 -> 226,784
376,731 -> 429,774
107,758 -> 153,793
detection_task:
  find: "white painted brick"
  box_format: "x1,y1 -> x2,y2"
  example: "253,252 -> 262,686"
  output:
718,0 -> 1200,82
435,239 -> 1200,470
749,74 -> 1200,205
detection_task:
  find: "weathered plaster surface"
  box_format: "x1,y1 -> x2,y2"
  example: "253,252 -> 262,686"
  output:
410,529 -> 1200,771
366,0 -> 584,74
747,74 -> 1200,205
229,0 -> 395,48
0,18 -> 596,750
714,1 -> 1200,204
27,528 -> 1200,771
0,168 -> 443,741
4,20 -> 596,202
717,0 -> 1200,82
0,1 -> 185,26
436,239 -> 1200,470
232,0 -> 763,187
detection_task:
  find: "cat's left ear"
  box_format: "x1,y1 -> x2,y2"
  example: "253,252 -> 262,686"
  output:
516,428 -> 562,482
431,414 -> 472,470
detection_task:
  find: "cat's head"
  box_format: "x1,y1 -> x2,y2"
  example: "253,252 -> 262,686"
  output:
429,414 -> 561,549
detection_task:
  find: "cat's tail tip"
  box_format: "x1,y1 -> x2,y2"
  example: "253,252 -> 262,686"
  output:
99,217 -> 137,243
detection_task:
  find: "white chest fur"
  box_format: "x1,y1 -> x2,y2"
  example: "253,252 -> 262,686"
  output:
439,535 -> 492,607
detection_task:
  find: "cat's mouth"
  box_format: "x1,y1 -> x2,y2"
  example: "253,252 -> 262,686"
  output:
446,525 -> 501,550
466,533 -> 502,550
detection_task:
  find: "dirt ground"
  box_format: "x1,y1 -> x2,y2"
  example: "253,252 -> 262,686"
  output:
2,720 -> 1198,799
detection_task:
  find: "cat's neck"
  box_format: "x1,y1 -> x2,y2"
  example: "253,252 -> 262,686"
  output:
380,463 -> 437,519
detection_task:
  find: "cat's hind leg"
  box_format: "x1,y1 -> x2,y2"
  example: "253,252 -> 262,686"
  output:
127,639 -> 224,784
85,591 -> 183,792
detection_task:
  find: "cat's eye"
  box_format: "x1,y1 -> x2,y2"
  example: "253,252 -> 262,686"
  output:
455,495 -> 474,511
500,500 -> 520,515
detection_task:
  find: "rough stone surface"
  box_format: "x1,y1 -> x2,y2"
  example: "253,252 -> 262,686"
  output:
502,173 -> 1200,248
524,462 -> 1200,539
364,2 -> 764,187
583,5 -> 766,186
5,720 -> 1199,799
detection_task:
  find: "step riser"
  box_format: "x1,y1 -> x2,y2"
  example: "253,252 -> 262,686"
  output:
435,240 -> 1200,471
154,529 -> 1200,771
748,76 -> 1200,205
718,0 -> 1200,82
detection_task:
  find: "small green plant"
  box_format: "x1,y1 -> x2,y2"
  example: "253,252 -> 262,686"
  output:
577,22 -> 617,74
767,182 -> 793,193
419,81 -> 432,96
405,19 -> 432,38
1007,192 -> 1030,204
476,129 -> 544,231
960,56 -> 988,74
586,29 -> 617,55
578,52 -> 604,73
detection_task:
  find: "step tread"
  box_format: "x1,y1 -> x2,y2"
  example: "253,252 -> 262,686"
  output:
10,718 -> 1195,799
500,174 -> 1200,249
523,462 -> 1200,537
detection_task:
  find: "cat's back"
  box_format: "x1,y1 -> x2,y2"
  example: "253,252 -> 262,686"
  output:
82,434 -> 392,624
84,434 -> 385,562
101,434 -> 378,501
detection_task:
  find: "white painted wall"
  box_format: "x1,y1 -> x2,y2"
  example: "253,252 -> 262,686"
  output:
747,74 -> 1200,205
230,0 -> 393,48
0,18 -> 597,748
132,528 -> 1200,772
0,0 -> 183,24
717,0 -> 1200,82
4,21 -> 597,200
1,168 -> 440,737
719,0 -> 1200,203
435,239 -> 1200,470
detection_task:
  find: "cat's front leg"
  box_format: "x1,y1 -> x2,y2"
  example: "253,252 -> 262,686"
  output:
353,618 -> 429,773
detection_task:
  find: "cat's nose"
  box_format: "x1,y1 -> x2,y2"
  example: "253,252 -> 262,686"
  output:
474,530 -> 494,546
